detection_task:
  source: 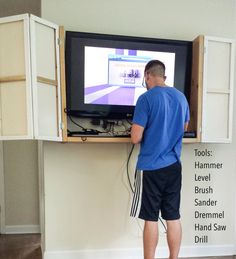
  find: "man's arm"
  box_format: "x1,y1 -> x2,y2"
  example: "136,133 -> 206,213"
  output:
131,124 -> 144,144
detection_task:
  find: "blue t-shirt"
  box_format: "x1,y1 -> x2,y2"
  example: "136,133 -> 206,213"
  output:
133,86 -> 190,170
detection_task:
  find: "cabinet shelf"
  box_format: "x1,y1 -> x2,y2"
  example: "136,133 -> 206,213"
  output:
67,136 -> 131,143
65,136 -> 198,143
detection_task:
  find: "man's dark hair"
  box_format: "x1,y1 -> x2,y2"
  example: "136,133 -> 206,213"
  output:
144,60 -> 166,77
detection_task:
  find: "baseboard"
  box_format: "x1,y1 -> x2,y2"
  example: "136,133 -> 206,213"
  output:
44,245 -> 236,259
179,245 -> 235,257
5,224 -> 40,234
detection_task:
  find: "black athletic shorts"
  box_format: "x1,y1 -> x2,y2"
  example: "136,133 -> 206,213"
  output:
130,161 -> 182,221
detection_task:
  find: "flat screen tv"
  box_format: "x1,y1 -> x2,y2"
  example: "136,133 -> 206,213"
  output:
65,31 -> 192,119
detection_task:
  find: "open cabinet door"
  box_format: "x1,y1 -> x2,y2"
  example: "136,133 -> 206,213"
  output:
0,14 -> 34,140
30,15 -> 62,141
189,35 -> 204,142
202,36 -> 234,143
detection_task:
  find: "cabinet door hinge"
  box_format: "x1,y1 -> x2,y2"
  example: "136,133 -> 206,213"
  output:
57,38 -> 63,45
60,122 -> 64,130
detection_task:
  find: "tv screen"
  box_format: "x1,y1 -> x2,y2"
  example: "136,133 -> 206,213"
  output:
84,47 -> 176,106
66,31 -> 192,119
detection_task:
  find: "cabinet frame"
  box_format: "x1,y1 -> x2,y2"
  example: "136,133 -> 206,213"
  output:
59,27 -> 200,143
56,29 -> 236,144
30,15 -> 62,141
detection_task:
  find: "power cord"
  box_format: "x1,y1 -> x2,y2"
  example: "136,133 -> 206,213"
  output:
127,144 -> 135,194
126,119 -> 133,125
127,144 -> 167,233
68,115 -> 107,134
68,115 -> 87,131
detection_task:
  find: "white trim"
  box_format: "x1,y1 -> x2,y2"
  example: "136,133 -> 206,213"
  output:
0,13 -> 29,24
179,245 -> 235,257
44,245 -> 236,259
38,141 -> 45,252
205,35 -> 235,44
0,135 -> 34,140
0,141 -> 5,234
36,136 -> 63,141
55,23 -> 63,141
30,14 -> 59,30
200,139 -> 231,144
228,38 -> 235,142
201,36 -> 208,142
30,16 -> 39,139
24,15 -> 34,139
5,224 -> 40,234
206,89 -> 230,94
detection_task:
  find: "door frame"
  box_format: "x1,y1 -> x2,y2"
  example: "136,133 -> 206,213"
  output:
0,141 -> 6,234
38,140 -> 45,250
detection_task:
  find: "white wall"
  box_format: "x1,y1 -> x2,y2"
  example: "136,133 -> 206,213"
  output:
42,0 -> 236,258
42,0 -> 235,41
3,140 -> 40,233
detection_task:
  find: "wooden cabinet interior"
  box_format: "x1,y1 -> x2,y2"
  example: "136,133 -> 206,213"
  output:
59,28 -> 202,143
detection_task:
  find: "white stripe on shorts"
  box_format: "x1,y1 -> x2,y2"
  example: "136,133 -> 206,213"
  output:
130,170 -> 143,218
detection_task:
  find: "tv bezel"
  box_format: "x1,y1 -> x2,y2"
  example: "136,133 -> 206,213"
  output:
65,31 -> 192,119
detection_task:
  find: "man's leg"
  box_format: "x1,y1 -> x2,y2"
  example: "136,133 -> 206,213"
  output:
166,219 -> 182,259
143,220 -> 158,259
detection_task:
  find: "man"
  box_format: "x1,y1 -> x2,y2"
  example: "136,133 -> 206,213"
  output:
130,60 -> 189,259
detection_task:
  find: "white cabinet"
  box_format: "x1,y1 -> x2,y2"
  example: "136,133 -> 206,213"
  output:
202,36 -> 234,143
0,14 -> 62,141
190,35 -> 234,144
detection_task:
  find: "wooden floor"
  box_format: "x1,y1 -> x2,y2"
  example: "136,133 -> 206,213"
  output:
179,257 -> 236,259
0,234 -> 42,259
0,234 -> 235,259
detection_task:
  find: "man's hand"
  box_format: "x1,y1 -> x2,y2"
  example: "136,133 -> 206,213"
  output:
131,124 -> 144,144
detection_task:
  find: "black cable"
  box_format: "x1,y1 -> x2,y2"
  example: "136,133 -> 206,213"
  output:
121,120 -> 131,134
126,144 -> 167,233
68,115 -> 108,134
127,144 -> 135,193
68,115 -> 130,136
160,217 -> 167,233
68,115 -> 87,131
126,119 -> 132,125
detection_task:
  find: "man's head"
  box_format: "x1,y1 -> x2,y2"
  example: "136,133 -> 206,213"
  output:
143,60 -> 166,89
